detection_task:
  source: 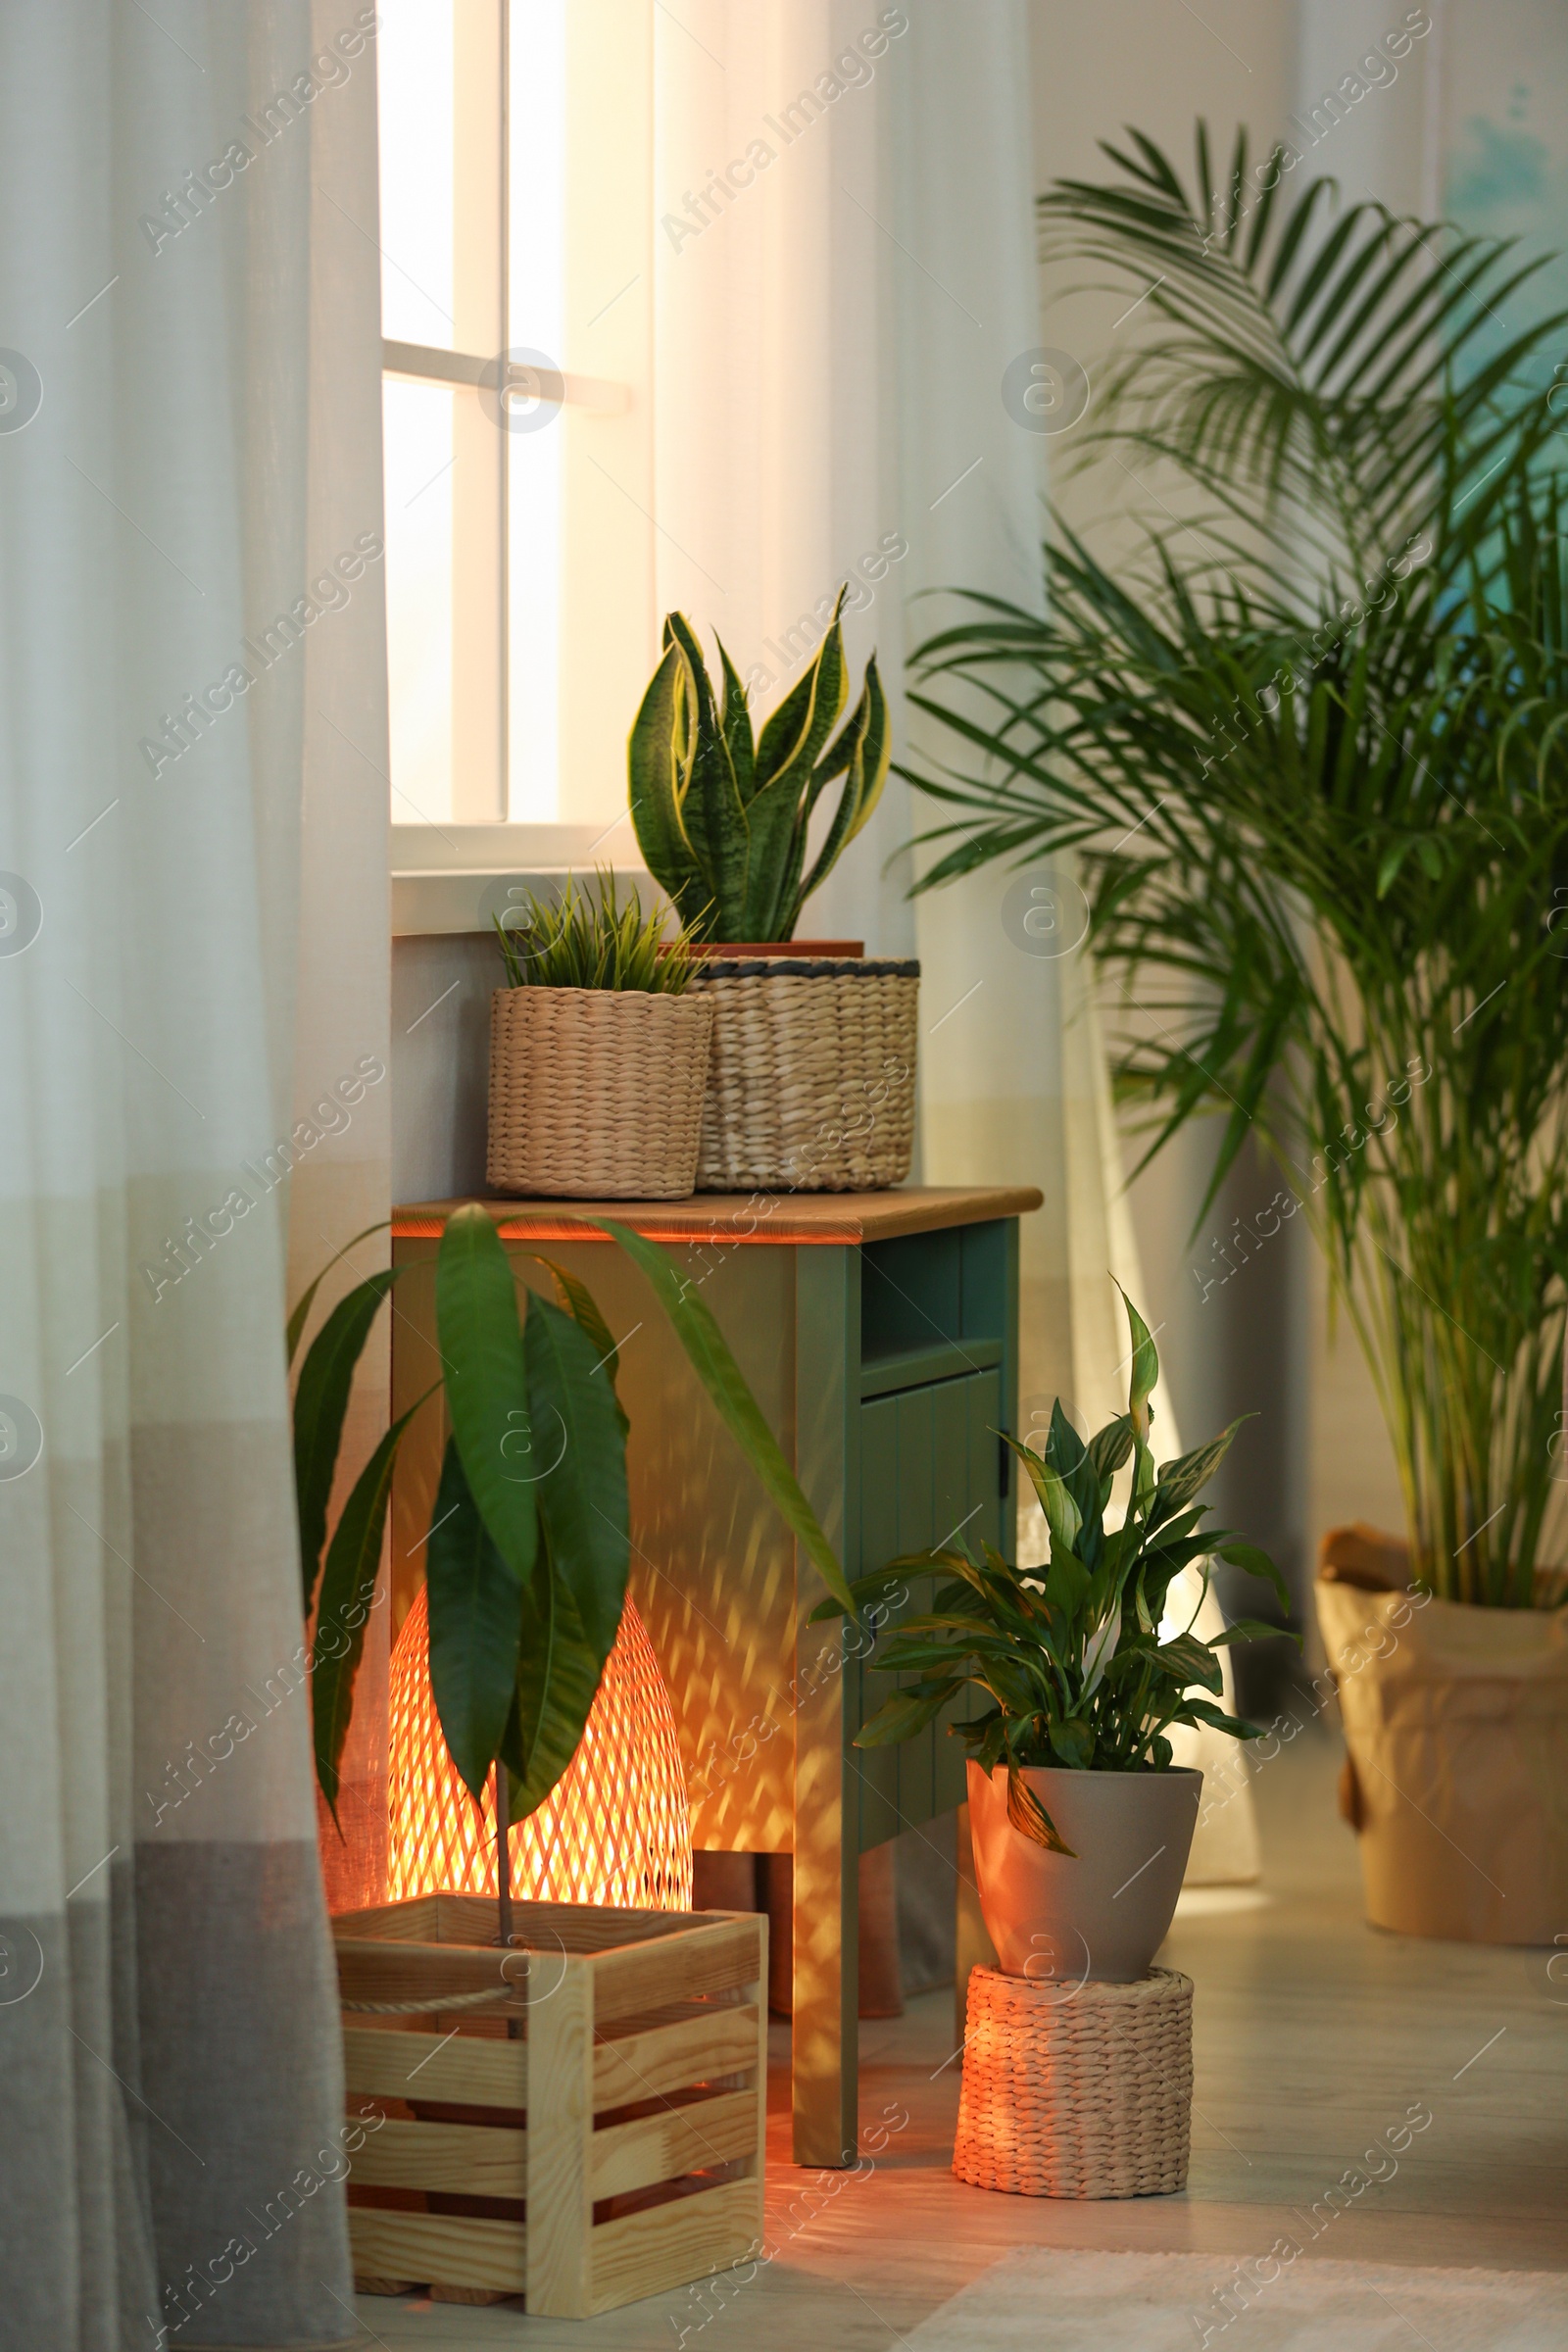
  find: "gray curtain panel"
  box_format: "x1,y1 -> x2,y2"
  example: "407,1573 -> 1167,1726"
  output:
0,3 -> 389,2343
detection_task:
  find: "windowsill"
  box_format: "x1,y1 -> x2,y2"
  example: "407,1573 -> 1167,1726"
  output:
391,824 -> 651,936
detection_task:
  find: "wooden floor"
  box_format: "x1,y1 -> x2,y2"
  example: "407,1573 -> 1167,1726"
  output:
357,1730 -> 1568,2347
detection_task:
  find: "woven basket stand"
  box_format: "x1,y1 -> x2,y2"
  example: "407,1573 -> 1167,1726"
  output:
691,956 -> 918,1193
953,1964 -> 1193,2199
486,986 -> 713,1200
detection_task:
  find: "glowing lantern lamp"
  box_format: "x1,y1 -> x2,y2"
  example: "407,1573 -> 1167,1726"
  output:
386,1585 -> 693,1910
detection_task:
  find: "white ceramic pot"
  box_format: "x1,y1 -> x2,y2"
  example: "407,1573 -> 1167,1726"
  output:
966,1759 -> 1201,1984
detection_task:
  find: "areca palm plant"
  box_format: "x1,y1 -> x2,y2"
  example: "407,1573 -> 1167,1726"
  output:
905,127 -> 1568,1606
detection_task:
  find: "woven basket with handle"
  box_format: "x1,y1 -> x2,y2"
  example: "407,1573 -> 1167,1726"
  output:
486,986 -> 713,1199
953,1964 -> 1193,2199
691,956 -> 918,1193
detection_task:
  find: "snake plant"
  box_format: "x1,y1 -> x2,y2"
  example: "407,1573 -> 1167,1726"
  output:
628,589 -> 890,941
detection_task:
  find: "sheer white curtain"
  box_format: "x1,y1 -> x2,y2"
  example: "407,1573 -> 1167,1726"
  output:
0,3 -> 388,2342
650,0 -> 1256,1883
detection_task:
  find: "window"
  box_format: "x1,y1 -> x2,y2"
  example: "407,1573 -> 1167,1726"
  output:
376,0 -> 652,847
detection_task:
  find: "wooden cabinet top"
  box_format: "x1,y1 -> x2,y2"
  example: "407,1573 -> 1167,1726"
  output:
391,1184 -> 1043,1247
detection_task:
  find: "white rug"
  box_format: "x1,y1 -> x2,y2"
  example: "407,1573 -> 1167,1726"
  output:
903,2248 -> 1568,2349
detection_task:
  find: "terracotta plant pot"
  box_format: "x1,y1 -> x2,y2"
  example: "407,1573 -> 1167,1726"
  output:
966,1759 -> 1200,1984
1317,1525 -> 1568,1943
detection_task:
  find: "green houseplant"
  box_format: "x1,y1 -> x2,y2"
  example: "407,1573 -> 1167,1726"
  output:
294,1206 -> 855,1837
485,871 -> 713,1200
628,591 -> 890,945
626,595 -> 918,1192
901,124 -> 1568,1941
815,1293 -> 1288,1979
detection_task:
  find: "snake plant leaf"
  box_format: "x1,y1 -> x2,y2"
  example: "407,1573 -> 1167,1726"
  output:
503,1546 -> 606,1816
628,641 -> 703,919
523,1291 -> 629,1671
796,656 -> 893,913
716,634 -> 758,803
293,1264 -> 403,1617
660,612 -> 750,929
755,593 -> 850,790
435,1205 -> 539,1590
738,762 -> 814,940
425,1438 -> 528,1802
312,1383 -> 437,1818
287,1219 -> 391,1368
572,1215 -> 858,1616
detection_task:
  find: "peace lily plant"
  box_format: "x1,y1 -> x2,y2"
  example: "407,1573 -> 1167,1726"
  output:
815,1293 -> 1291,1854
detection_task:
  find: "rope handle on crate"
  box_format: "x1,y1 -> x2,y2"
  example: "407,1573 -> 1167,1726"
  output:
340,1983 -> 522,2017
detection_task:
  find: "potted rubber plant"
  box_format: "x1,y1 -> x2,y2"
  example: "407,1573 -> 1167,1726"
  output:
628,591 -> 917,1191
487,871 -> 711,1200
901,124 -> 1568,1943
294,1204 -> 854,1841
815,1294 -> 1289,1982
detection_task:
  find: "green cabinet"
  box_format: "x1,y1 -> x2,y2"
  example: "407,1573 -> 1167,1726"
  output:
391,1187 -> 1035,2168
855,1365 -> 1003,1847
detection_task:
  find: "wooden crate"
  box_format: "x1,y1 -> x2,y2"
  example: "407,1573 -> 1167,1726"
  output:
333,1893 -> 766,2319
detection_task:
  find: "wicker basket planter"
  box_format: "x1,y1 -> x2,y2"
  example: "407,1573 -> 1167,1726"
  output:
487,987 -> 713,1199
953,1964 -> 1193,2199
690,955 -> 918,1193
334,1892 -> 765,2317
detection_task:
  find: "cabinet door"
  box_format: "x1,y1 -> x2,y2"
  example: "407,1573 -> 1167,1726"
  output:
853,1365 -> 1001,1845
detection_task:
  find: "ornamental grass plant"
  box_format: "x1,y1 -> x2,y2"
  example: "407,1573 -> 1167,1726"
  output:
493,869 -> 696,993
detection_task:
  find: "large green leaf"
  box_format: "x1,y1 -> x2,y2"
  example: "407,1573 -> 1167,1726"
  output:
1151,1419 -> 1248,1522
503,1549 -> 607,1817
425,1438 -> 527,1801
570,1215 -> 858,1615
523,1291 -> 629,1670
435,1205 -> 538,1589
854,1681 -> 961,1747
312,1384 -> 436,1814
523,1253 -> 630,1430
287,1219 -> 390,1368
293,1265 -> 401,1616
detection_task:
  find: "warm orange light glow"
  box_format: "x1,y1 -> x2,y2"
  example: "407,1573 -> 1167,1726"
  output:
387,1586 -> 693,1908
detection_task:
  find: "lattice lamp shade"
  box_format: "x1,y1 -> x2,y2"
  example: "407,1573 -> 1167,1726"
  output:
387,1585 -> 693,1910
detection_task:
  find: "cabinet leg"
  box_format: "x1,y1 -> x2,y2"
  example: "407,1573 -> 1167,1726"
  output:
791,1738 -> 858,2165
